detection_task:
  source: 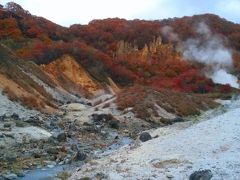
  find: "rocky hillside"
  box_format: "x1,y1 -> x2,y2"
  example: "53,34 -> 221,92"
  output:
0,44 -> 106,114
1,3 -> 240,83
0,2 -> 240,179
41,55 -> 102,97
0,2 -> 239,114
0,44 -> 59,113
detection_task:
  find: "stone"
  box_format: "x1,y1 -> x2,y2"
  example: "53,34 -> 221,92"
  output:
11,113 -> 19,120
0,127 -> 11,131
0,115 -> 6,121
18,126 -> 52,141
73,151 -> 87,161
47,164 -> 55,168
3,173 -> 18,180
95,172 -> 108,179
47,147 -> 59,154
33,152 -> 42,158
109,120 -> 120,129
79,178 -> 91,180
189,169 -> 213,180
15,121 -> 25,127
16,171 -> 25,177
3,123 -> 11,128
2,133 -> 14,138
139,132 -> 152,142
169,117 -> 185,124
92,114 -> 113,123
4,153 -> 17,163
57,132 -> 66,142
166,174 -> 174,179
0,133 -> 4,138
52,131 -> 66,142
25,116 -> 42,126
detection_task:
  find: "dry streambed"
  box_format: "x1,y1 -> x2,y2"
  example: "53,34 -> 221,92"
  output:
0,92 -> 232,180
0,95 -> 156,179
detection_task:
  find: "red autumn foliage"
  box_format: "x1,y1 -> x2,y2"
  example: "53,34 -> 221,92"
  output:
0,17 -> 22,40
220,84 -> 232,93
152,69 -> 214,93
0,3 -> 239,94
116,85 -> 146,110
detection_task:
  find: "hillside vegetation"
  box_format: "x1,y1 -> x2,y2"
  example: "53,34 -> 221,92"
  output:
0,2 -> 239,113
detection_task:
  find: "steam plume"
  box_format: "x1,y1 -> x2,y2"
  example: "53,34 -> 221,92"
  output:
161,26 -> 179,42
183,22 -> 239,88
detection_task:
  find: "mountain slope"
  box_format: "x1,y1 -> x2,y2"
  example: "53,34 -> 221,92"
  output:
0,44 -> 97,113
0,2 -> 239,113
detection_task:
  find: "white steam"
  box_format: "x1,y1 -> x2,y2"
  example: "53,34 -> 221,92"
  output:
210,69 -> 239,88
161,26 -> 179,42
183,22 -> 239,88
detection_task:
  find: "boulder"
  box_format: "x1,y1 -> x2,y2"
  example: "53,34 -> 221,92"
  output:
11,126 -> 52,144
139,132 -> 152,142
4,153 -> 17,163
16,171 -> 25,177
0,115 -> 6,121
11,113 -> 19,120
33,151 -> 42,158
52,131 -> 66,142
3,123 -> 12,128
62,103 -> 87,111
109,120 -> 120,129
189,169 -> 213,180
15,121 -> 25,127
25,116 -> 43,126
170,117 -> 185,124
95,172 -> 108,179
73,151 -> 87,161
47,147 -> 59,155
3,173 -> 18,180
92,114 -> 113,123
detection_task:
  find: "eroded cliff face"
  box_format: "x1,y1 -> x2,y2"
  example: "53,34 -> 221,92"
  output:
116,36 -> 179,61
0,44 -> 59,113
41,55 -> 102,97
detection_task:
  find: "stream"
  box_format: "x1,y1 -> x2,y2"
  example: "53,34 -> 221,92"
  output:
19,165 -> 67,180
19,136 -> 133,180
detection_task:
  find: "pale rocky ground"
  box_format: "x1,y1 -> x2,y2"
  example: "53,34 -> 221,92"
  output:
0,91 -> 39,118
0,126 -> 51,148
0,91 -> 154,179
70,98 -> 240,180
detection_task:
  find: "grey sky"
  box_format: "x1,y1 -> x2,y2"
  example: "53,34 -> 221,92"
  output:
1,0 -> 240,27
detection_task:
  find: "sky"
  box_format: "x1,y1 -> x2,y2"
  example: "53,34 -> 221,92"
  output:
1,0 -> 240,27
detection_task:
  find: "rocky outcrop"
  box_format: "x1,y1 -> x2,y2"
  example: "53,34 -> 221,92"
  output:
116,40 -> 138,56
189,169 -> 213,180
116,37 -> 162,57
41,55 -> 102,97
0,44 -> 59,113
116,36 -> 178,62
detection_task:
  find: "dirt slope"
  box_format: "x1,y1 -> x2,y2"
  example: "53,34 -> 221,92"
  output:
41,55 -> 102,97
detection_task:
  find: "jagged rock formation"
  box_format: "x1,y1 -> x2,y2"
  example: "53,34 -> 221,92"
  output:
116,36 -> 162,57
116,36 -> 178,61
